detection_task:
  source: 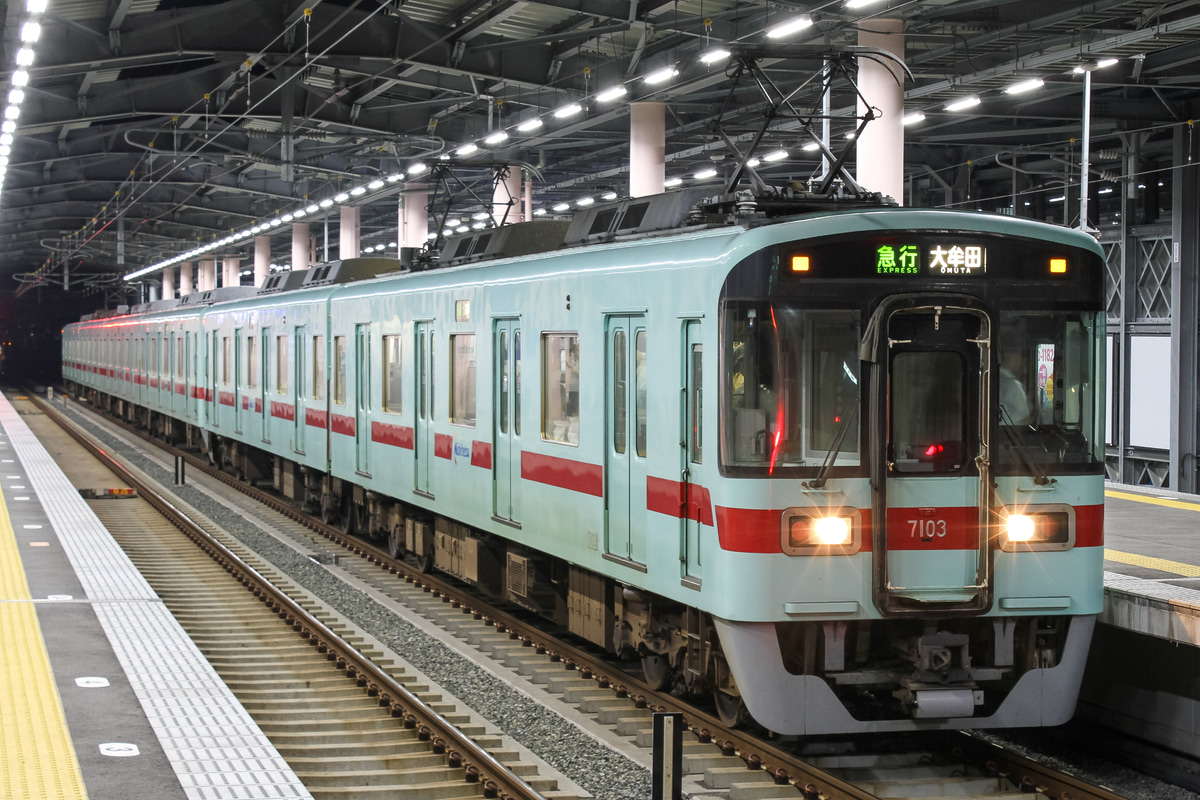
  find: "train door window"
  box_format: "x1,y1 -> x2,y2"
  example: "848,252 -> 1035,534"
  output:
222,336 -> 231,384
277,335 -> 288,393
514,332 -> 521,436
890,351 -> 964,474
542,333 -> 579,445
334,335 -> 347,405
613,330 -> 627,454
176,338 -> 184,378
383,335 -> 402,412
635,331 -> 647,457
313,335 -> 325,401
499,332 -> 509,434
690,344 -> 703,464
247,336 -> 258,389
450,334 -> 476,426
162,336 -> 169,376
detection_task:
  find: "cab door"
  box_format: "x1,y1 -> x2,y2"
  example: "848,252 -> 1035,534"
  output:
604,315 -> 648,565
493,319 -> 521,524
870,297 -> 992,615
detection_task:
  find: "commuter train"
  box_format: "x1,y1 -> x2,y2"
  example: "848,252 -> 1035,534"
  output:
63,188 -> 1106,734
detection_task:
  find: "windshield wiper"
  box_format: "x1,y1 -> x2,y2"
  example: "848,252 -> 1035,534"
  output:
805,399 -> 860,489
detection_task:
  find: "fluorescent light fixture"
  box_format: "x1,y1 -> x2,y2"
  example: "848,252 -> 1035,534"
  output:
602,191 -> 618,200
407,162 -> 428,175
443,228 -> 454,236
534,207 -> 547,216
281,213 -> 294,222
945,95 -> 981,112
767,16 -> 813,39
763,149 -> 788,162
269,218 -> 282,226
319,198 -> 334,208
664,177 -> 683,187
386,172 -> 403,182
446,218 -> 461,226
368,179 -> 384,190
27,0 -> 48,12
554,102 -> 582,118
15,48 -> 34,66
801,141 -> 821,152
472,222 -> 485,230
643,66 -> 679,85
552,203 -> 570,212
596,85 -> 628,102
693,168 -> 718,179
847,0 -> 884,7
1004,77 -> 1044,94
456,225 -> 469,233
577,197 -> 594,206
700,49 -> 730,64
902,111 -> 926,125
472,212 -> 490,220
11,71 -> 28,87
7,89 -> 23,105
1049,195 -> 1065,203
456,142 -> 479,156
305,204 -> 320,214
333,192 -> 350,203
20,22 -> 40,42
747,157 -> 760,167
1098,187 -> 1114,194
427,232 -> 439,240
350,186 -> 367,196
517,117 -> 544,132
1097,57 -> 1119,68
485,131 -> 509,145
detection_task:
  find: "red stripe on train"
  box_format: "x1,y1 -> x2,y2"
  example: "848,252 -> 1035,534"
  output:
372,421 -> 414,449
521,451 -> 603,497
647,476 -> 714,527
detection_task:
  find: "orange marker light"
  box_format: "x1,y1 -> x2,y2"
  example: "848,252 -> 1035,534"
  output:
791,255 -> 810,272
1049,258 -> 1067,274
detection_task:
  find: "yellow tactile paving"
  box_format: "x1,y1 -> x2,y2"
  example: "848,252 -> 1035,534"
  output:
0,488 -> 88,800
1105,489 -> 1200,578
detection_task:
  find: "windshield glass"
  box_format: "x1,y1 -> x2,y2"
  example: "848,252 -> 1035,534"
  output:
722,303 -> 861,472
995,309 -> 1104,472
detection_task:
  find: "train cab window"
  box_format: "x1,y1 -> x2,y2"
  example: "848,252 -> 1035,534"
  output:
995,310 -> 1103,472
890,351 -> 964,474
248,336 -> 258,388
542,333 -> 580,445
277,335 -> 288,393
334,335 -> 347,405
383,335 -> 402,412
313,335 -> 325,401
722,305 -> 861,472
450,334 -> 477,426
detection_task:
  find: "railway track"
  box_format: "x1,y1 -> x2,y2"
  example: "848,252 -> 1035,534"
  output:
34,388 -> 1136,800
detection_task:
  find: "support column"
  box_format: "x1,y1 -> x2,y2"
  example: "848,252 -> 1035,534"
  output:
255,235 -> 271,284
199,259 -> 216,292
292,223 -> 311,272
1170,124 -> 1200,492
400,186 -> 429,248
630,102 -> 665,198
855,19 -> 905,203
340,206 -> 360,259
161,267 -> 175,299
493,169 -> 523,224
223,256 -> 241,288
180,261 -> 194,295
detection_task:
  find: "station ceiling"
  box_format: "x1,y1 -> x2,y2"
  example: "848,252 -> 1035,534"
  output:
5,0 -> 1200,302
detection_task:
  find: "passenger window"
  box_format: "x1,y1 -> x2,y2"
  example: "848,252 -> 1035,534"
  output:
635,331 -> 647,458
334,335 -> 347,405
450,334 -> 477,426
690,344 -> 703,464
383,335 -> 402,412
542,333 -> 580,445
313,335 -> 325,401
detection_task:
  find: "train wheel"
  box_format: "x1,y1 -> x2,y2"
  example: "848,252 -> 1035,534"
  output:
387,525 -> 403,559
414,552 -> 433,573
641,653 -> 671,691
713,690 -> 749,728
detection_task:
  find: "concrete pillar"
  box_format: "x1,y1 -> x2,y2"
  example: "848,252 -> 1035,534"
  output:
524,173 -> 533,222
400,186 -> 429,248
180,261 -> 194,295
340,206 -> 360,259
630,102 -> 666,198
161,267 -> 175,299
223,256 -> 241,288
292,222 -> 311,271
856,19 -> 905,203
199,259 -> 216,292
493,169 -> 523,224
254,235 -> 271,284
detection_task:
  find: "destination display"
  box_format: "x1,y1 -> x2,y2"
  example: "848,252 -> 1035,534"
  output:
873,243 -> 987,276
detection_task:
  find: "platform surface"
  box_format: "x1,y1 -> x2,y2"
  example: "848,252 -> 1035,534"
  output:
0,389 -> 311,800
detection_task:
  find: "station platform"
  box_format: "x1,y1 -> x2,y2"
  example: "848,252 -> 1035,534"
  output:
0,390 -> 311,800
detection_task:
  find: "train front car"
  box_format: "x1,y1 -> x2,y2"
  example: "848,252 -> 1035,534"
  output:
711,209 -> 1105,734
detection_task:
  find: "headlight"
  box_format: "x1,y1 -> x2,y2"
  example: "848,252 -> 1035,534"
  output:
1001,508 -> 1073,551
780,509 -> 860,555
